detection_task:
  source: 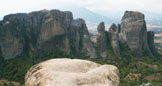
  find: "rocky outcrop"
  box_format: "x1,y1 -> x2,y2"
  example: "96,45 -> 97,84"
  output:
0,10 -> 159,59
0,9 -> 96,59
25,58 -> 120,86
125,73 -> 141,81
96,22 -> 108,58
35,10 -> 73,57
109,24 -> 120,56
140,83 -> 153,86
94,11 -> 158,58
70,19 -> 97,58
93,11 -> 158,58
0,80 -> 20,86
147,31 -> 159,56
120,11 -> 153,57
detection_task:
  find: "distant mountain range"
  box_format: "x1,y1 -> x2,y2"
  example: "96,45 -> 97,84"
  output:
58,6 -> 120,26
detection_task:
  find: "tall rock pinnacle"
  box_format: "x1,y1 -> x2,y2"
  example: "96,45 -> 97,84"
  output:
109,24 -> 120,56
96,22 -> 108,58
120,11 -> 153,57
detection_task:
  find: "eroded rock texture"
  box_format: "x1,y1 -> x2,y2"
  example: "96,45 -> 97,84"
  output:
25,58 -> 120,86
0,9 -> 96,59
70,19 -> 97,58
0,13 -> 28,59
109,24 -> 120,56
147,31 -> 159,56
0,10 -> 159,59
120,11 -> 153,57
96,22 -> 108,58
95,11 -> 158,58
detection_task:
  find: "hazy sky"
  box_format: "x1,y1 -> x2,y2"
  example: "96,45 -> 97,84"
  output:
0,0 -> 162,18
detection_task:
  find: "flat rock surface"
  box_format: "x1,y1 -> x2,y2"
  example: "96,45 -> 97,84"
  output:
25,58 -> 119,86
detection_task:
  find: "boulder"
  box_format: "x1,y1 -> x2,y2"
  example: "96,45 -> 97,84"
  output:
96,22 -> 108,58
120,11 -> 153,57
25,58 -> 120,86
109,24 -> 120,56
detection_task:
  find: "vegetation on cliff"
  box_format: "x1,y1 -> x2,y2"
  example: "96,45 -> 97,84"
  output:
0,42 -> 162,86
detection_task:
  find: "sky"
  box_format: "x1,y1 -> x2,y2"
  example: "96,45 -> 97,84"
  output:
0,0 -> 162,18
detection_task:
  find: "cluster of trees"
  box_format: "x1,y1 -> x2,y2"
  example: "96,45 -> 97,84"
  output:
0,42 -> 162,86
91,43 -> 162,86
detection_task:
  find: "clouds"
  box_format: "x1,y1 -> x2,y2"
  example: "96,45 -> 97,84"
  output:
0,0 -> 162,18
77,0 -> 162,13
0,0 -> 78,15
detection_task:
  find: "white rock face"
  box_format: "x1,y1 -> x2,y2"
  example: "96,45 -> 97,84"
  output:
25,58 -> 120,86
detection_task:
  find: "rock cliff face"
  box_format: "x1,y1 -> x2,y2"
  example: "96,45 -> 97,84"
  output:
147,31 -> 159,56
120,11 -> 153,57
0,13 -> 28,59
0,10 -> 159,59
25,58 -> 120,86
96,22 -> 108,58
70,19 -> 96,58
0,9 -> 96,59
36,10 -> 73,57
95,11 -> 158,57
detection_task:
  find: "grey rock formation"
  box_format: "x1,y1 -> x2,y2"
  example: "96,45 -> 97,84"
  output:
0,10 -> 159,59
36,10 -> 73,57
109,24 -> 120,56
0,9 -> 96,59
70,19 -> 96,58
147,31 -> 159,56
25,58 -> 120,86
120,11 -> 153,57
0,13 -> 28,59
96,22 -> 108,58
